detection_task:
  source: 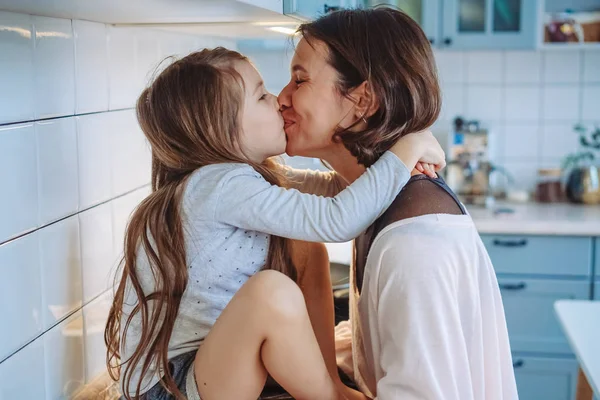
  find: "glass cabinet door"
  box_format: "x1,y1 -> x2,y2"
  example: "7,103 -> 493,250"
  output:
283,0 -> 337,20
364,0 -> 440,45
442,0 -> 539,49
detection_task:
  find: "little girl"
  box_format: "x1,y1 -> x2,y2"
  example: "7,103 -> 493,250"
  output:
105,47 -> 444,400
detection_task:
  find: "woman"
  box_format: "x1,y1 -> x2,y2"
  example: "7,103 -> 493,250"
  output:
277,7 -> 518,400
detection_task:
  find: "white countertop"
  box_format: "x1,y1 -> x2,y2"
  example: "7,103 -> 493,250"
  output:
467,202 -> 600,236
554,300 -> 600,396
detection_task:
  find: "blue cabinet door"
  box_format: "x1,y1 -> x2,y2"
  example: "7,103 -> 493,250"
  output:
283,0 -> 332,20
512,355 -> 578,400
361,1 -> 440,43
498,278 -> 590,354
481,235 -> 593,278
441,0 -> 541,49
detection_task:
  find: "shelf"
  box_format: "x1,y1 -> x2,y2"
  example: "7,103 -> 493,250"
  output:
540,42 -> 600,51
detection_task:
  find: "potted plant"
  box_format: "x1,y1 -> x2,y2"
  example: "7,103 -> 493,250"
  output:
562,124 -> 600,204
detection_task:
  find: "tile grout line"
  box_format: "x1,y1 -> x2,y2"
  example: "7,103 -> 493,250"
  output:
0,107 -> 134,128
0,183 -> 151,248
0,287 -> 113,365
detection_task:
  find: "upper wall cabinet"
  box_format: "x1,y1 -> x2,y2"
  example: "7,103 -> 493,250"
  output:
441,0 -> 540,49
365,0 -> 440,45
365,0 -> 542,50
283,0 -> 363,20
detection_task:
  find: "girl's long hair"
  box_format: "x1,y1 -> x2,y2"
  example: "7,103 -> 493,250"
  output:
105,47 -> 296,400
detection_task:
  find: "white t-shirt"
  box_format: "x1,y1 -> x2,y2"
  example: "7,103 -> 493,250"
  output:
336,213 -> 519,400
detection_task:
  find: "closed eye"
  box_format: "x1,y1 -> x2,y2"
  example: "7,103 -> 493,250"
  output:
259,93 -> 267,100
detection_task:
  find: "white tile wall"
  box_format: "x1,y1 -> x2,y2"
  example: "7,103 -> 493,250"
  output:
39,216 -> 82,330
33,16 -> 76,120
135,29 -> 161,91
0,9 -> 236,395
83,291 -> 112,383
583,50 -> 600,84
434,51 -> 465,84
0,232 -> 42,361
0,123 -> 38,243
504,51 -> 542,84
73,20 -> 109,114
582,85 -> 600,122
465,51 -> 503,84
112,187 -> 152,261
543,51 -> 581,84
0,11 -> 34,124
36,117 -> 79,225
43,311 -> 85,399
110,110 -> 152,197
502,124 -> 541,160
79,203 -> 115,304
541,123 -> 583,162
107,26 -> 138,110
466,85 -> 503,121
439,85 -> 465,123
504,87 -> 541,122
542,85 -> 581,122
76,112 -> 114,209
0,333 -> 46,400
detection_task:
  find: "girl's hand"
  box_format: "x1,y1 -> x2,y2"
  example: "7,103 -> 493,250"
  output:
415,162 -> 439,178
390,130 -> 446,175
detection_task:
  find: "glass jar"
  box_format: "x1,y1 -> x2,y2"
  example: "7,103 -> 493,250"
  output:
536,168 -> 564,203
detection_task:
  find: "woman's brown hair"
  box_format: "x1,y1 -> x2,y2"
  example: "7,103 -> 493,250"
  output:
105,47 -> 296,400
298,7 -> 442,167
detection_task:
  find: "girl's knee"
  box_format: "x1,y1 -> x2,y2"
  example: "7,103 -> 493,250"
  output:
247,270 -> 306,320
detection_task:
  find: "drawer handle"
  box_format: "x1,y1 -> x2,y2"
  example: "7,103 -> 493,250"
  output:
500,282 -> 527,291
493,239 -> 528,247
513,359 -> 525,369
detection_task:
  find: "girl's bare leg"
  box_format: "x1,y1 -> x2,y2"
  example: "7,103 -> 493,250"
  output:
193,269 -> 338,400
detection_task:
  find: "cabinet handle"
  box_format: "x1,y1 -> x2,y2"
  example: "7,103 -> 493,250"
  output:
513,359 -> 525,368
500,282 -> 527,291
443,37 -> 452,46
493,238 -> 528,247
429,37 -> 435,44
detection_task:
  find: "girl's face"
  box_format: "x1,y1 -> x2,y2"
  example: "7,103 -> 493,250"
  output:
237,60 -> 287,162
277,38 -> 358,159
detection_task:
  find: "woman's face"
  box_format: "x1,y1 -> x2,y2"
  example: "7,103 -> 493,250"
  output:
278,38 -> 358,158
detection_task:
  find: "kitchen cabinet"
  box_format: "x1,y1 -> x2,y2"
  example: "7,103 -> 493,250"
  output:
283,0 -> 361,20
481,233 -> 596,400
512,356 -> 578,400
481,235 -> 593,278
283,0 -> 326,20
364,0 -> 541,50
364,0 -> 440,44
499,278 -> 589,354
440,0 -> 540,49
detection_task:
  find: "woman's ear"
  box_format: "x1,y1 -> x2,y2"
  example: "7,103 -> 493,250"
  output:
350,81 -> 379,119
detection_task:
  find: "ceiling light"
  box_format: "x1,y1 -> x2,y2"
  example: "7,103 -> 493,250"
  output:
267,26 -> 297,35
